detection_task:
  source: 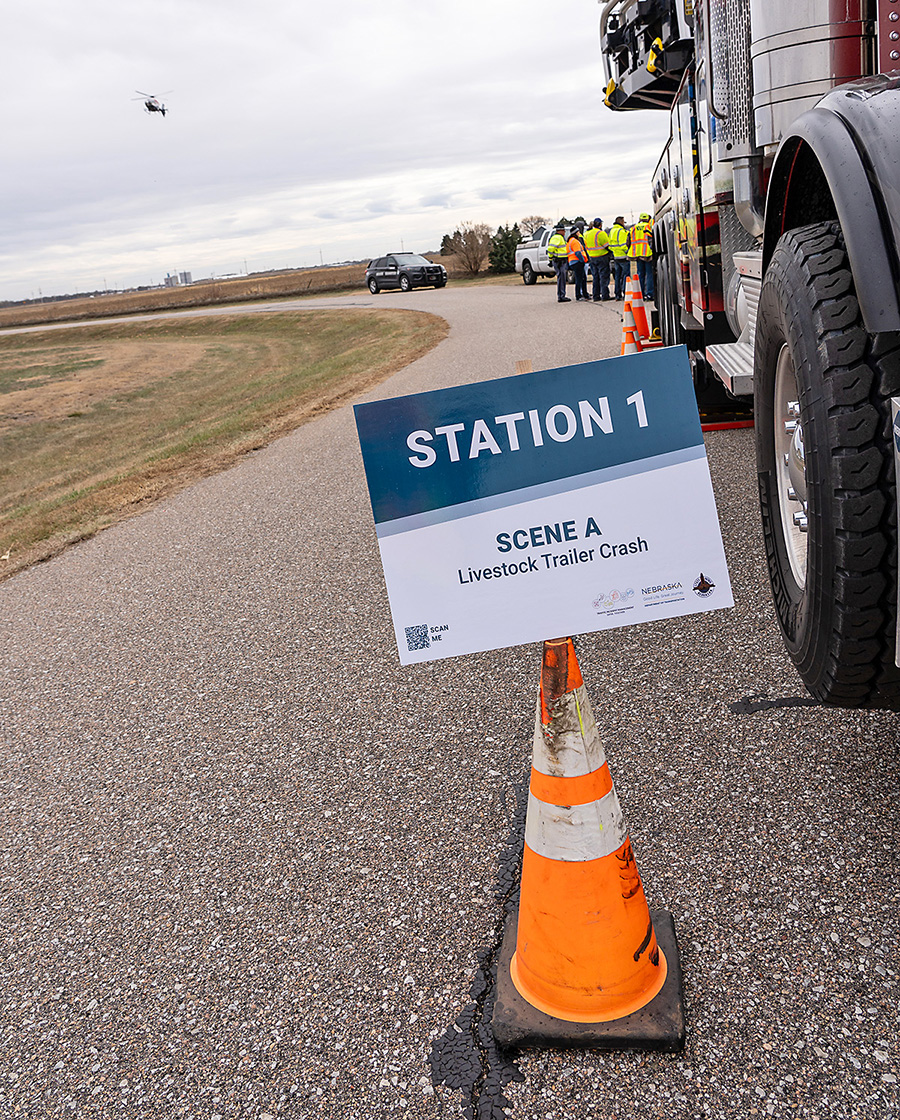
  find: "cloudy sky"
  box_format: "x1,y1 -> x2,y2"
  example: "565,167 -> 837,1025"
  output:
3,0 -> 671,302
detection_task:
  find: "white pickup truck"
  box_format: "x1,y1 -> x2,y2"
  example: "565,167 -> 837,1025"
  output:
514,226 -> 558,285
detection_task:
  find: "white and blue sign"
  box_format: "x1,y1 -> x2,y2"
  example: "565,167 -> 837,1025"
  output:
354,348 -> 733,664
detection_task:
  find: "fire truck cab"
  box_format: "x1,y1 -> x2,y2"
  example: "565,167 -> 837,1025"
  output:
601,1 -> 900,710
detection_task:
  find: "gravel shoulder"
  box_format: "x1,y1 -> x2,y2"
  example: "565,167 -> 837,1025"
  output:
1,284 -> 897,1119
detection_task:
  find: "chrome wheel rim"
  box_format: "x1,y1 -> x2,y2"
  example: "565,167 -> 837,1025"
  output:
773,343 -> 808,589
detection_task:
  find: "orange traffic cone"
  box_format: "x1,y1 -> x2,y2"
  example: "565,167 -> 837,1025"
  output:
622,271 -> 634,313
630,271 -> 651,340
620,297 -> 643,355
621,326 -> 642,355
493,638 -> 684,1050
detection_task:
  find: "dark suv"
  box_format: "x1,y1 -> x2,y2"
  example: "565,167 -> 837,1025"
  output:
365,254 -> 448,293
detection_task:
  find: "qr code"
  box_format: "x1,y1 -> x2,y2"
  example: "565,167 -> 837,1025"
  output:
405,624 -> 430,652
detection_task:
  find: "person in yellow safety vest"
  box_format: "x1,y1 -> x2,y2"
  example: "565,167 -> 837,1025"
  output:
547,221 -> 571,303
629,212 -> 655,302
566,219 -> 590,302
608,216 -> 630,301
583,218 -> 611,302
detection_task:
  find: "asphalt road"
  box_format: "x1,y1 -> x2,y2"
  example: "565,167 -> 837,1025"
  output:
1,281 -> 897,1120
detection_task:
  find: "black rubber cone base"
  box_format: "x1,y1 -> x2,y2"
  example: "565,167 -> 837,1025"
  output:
492,909 -> 685,1052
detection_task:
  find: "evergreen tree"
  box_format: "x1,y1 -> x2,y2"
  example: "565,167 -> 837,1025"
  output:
440,231 -> 460,256
489,223 -> 522,273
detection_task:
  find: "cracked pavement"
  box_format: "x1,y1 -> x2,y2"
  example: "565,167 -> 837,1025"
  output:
1,283 -> 897,1119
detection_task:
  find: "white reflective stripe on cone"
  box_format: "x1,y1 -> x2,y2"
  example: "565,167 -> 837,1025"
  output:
532,686 -> 607,778
525,786 -> 627,862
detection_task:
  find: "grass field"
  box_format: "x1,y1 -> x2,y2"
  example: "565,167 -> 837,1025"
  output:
0,255 -> 485,329
0,307 -> 447,581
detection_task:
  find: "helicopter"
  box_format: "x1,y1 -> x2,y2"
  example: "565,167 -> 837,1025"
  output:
133,91 -> 170,116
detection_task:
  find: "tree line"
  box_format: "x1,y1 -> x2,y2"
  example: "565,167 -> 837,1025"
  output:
439,216 -> 550,275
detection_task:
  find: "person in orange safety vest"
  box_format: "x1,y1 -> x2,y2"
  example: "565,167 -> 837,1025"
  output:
629,212 -> 654,301
566,219 -> 590,302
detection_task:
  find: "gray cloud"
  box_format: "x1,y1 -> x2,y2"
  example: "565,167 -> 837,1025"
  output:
1,0 -> 669,300
418,194 -> 455,210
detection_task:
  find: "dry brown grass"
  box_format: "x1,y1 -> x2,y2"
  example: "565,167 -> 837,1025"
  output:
0,308 -> 448,580
0,255 -> 481,329
0,265 -> 368,328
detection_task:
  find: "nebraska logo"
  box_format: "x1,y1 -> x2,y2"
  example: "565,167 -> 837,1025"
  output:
693,572 -> 716,598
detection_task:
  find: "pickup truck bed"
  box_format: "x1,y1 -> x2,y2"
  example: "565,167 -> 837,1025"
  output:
514,228 -> 556,284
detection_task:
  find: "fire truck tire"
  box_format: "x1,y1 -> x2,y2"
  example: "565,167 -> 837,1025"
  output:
655,256 -> 675,342
654,247 -> 683,348
755,220 -> 900,708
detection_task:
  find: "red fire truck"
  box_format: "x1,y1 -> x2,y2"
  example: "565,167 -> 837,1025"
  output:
601,1 -> 900,709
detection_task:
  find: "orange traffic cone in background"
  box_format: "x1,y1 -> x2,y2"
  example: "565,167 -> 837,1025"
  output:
622,272 -> 634,314
620,295 -> 643,355
629,271 -> 651,340
621,326 -> 642,355
493,638 -> 684,1050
